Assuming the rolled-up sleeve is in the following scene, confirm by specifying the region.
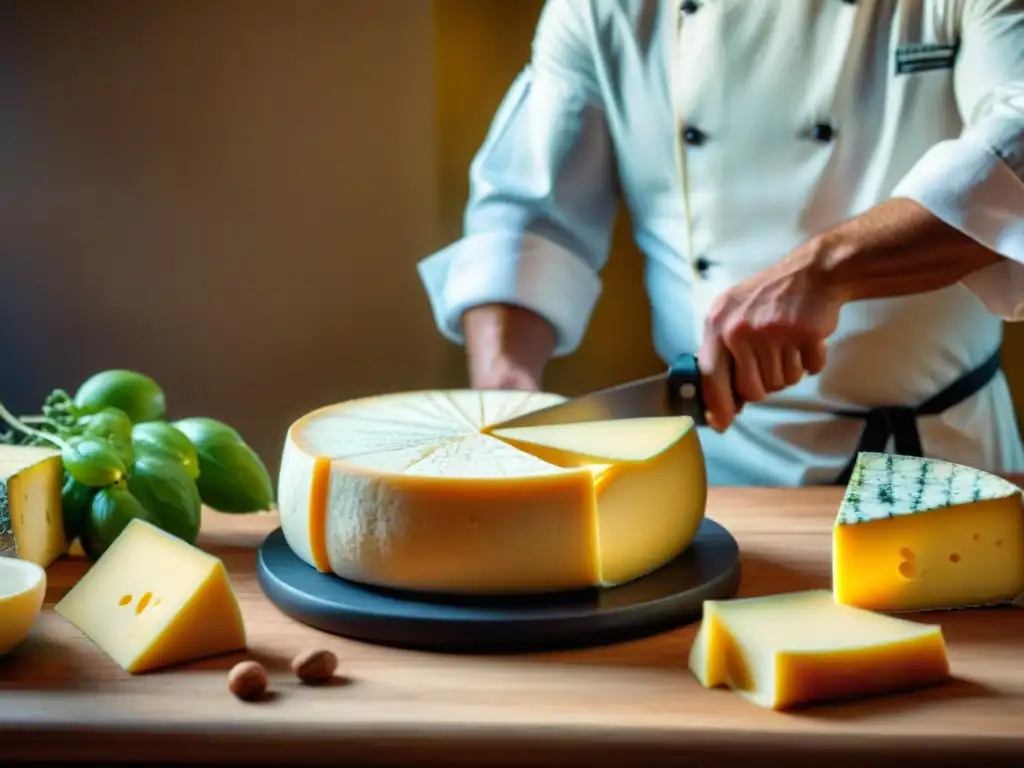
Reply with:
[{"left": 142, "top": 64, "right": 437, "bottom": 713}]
[
  {"left": 890, "top": 0, "right": 1024, "bottom": 318},
  {"left": 417, "top": 0, "right": 620, "bottom": 356}
]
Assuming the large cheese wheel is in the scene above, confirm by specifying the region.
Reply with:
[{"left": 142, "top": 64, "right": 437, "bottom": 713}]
[{"left": 278, "top": 390, "right": 707, "bottom": 595}]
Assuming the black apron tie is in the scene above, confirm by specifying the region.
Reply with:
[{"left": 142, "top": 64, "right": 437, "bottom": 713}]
[{"left": 832, "top": 348, "right": 1002, "bottom": 485}]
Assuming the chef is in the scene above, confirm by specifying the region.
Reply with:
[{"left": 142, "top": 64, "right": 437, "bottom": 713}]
[{"left": 417, "top": 0, "right": 1024, "bottom": 486}]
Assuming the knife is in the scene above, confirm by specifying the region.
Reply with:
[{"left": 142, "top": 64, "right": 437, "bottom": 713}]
[{"left": 487, "top": 353, "right": 736, "bottom": 430}]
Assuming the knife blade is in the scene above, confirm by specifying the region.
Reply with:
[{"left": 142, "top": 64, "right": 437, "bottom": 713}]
[{"left": 487, "top": 352, "right": 724, "bottom": 430}]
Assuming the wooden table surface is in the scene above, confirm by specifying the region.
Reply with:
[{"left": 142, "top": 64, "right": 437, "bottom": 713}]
[{"left": 1, "top": 485, "right": 1023, "bottom": 766}]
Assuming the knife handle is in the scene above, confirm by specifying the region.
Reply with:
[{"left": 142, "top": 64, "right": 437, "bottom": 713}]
[
  {"left": 667, "top": 353, "right": 705, "bottom": 424},
  {"left": 668, "top": 352, "right": 744, "bottom": 426}
]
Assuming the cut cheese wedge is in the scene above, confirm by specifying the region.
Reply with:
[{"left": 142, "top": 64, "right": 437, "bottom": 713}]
[
  {"left": 689, "top": 590, "right": 950, "bottom": 711},
  {"left": 834, "top": 452, "right": 1024, "bottom": 612},
  {"left": 488, "top": 417, "right": 694, "bottom": 465},
  {"left": 55, "top": 518, "right": 246, "bottom": 674},
  {"left": 278, "top": 391, "right": 707, "bottom": 594},
  {"left": 0, "top": 445, "right": 66, "bottom": 568}
]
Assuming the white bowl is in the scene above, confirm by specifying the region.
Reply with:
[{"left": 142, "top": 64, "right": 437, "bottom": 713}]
[{"left": 0, "top": 557, "right": 46, "bottom": 656}]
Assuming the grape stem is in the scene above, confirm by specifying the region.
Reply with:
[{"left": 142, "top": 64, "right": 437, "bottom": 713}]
[
  {"left": 20, "top": 415, "right": 59, "bottom": 427},
  {"left": 0, "top": 401, "right": 69, "bottom": 451}
]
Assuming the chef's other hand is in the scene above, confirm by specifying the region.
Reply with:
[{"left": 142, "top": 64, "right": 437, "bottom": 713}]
[
  {"left": 462, "top": 303, "right": 555, "bottom": 391},
  {"left": 471, "top": 356, "right": 542, "bottom": 391},
  {"left": 697, "top": 255, "right": 843, "bottom": 432}
]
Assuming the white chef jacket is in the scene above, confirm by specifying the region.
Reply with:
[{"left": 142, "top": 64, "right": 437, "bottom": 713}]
[{"left": 418, "top": 0, "right": 1024, "bottom": 486}]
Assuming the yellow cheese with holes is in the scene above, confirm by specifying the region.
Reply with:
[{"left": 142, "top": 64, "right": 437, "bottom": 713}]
[
  {"left": 834, "top": 452, "right": 1024, "bottom": 612},
  {"left": 0, "top": 445, "right": 66, "bottom": 567},
  {"left": 689, "top": 590, "right": 950, "bottom": 710},
  {"left": 55, "top": 518, "right": 246, "bottom": 673},
  {"left": 278, "top": 391, "right": 707, "bottom": 594}
]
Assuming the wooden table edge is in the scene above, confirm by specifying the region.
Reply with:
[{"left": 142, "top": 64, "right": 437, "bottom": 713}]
[
  {"left": 5, "top": 480, "right": 1024, "bottom": 765},
  {"left": 2, "top": 722, "right": 1022, "bottom": 765}
]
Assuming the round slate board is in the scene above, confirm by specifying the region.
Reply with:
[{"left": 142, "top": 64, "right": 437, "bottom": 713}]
[{"left": 256, "top": 518, "right": 741, "bottom": 654}]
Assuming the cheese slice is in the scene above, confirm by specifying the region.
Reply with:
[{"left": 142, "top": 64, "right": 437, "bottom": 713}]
[
  {"left": 833, "top": 452, "right": 1024, "bottom": 612},
  {"left": 278, "top": 391, "right": 707, "bottom": 594},
  {"left": 488, "top": 417, "right": 695, "bottom": 464},
  {"left": 0, "top": 445, "right": 67, "bottom": 567},
  {"left": 689, "top": 590, "right": 950, "bottom": 711},
  {"left": 55, "top": 518, "right": 246, "bottom": 673}
]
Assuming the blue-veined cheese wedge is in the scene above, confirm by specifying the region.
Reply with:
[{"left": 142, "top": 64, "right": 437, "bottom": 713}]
[{"left": 833, "top": 451, "right": 1024, "bottom": 612}]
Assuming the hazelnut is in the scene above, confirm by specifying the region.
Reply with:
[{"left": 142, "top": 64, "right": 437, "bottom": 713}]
[
  {"left": 291, "top": 648, "right": 338, "bottom": 684},
  {"left": 228, "top": 660, "right": 268, "bottom": 701}
]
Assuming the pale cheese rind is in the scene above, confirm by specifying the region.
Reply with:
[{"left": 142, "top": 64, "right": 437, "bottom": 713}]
[
  {"left": 277, "top": 438, "right": 320, "bottom": 571},
  {"left": 834, "top": 451, "right": 1024, "bottom": 612},
  {"left": 278, "top": 391, "right": 708, "bottom": 594},
  {"left": 321, "top": 434, "right": 601, "bottom": 593},
  {"left": 689, "top": 590, "right": 950, "bottom": 710}
]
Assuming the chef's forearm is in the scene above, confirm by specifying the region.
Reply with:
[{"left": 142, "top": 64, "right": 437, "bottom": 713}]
[
  {"left": 462, "top": 304, "right": 556, "bottom": 382},
  {"left": 805, "top": 198, "right": 1005, "bottom": 303}
]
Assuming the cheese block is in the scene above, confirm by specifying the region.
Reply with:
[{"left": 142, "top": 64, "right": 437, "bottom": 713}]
[
  {"left": 278, "top": 390, "right": 707, "bottom": 594},
  {"left": 689, "top": 590, "right": 950, "bottom": 710},
  {"left": 833, "top": 452, "right": 1024, "bottom": 612},
  {"left": 0, "top": 445, "right": 67, "bottom": 567},
  {"left": 55, "top": 518, "right": 246, "bottom": 673}
]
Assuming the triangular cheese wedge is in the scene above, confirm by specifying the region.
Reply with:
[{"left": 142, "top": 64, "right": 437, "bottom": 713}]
[
  {"left": 0, "top": 445, "right": 66, "bottom": 567},
  {"left": 833, "top": 452, "right": 1024, "bottom": 612},
  {"left": 488, "top": 416, "right": 696, "bottom": 466},
  {"left": 55, "top": 519, "right": 246, "bottom": 673}
]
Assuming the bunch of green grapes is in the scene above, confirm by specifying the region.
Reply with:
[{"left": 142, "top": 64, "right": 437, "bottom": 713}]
[{"left": 1, "top": 370, "right": 273, "bottom": 559}]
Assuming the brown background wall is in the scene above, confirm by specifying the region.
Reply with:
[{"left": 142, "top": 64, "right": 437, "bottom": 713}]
[
  {"left": 0, "top": 0, "right": 447, "bottom": 477},
  {"left": 0, "top": 1, "right": 1019, "bottom": 480},
  {"left": 433, "top": 0, "right": 662, "bottom": 394}
]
